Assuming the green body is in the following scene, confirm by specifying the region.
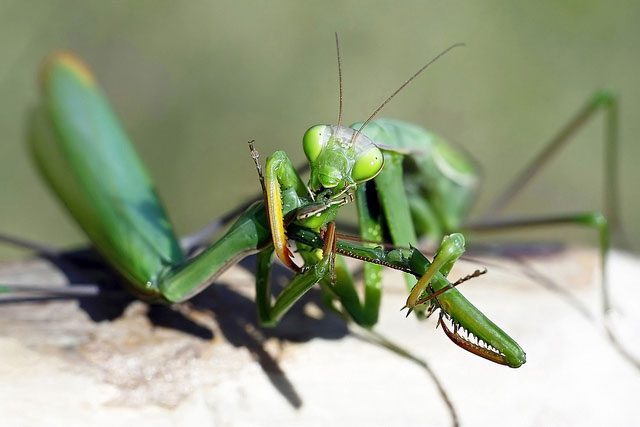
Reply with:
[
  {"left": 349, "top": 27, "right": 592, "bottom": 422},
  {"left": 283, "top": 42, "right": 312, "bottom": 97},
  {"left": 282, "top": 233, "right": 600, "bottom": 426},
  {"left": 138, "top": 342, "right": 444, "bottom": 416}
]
[
  {"left": 30, "top": 54, "right": 272, "bottom": 303},
  {"left": 27, "top": 52, "right": 525, "bottom": 368}
]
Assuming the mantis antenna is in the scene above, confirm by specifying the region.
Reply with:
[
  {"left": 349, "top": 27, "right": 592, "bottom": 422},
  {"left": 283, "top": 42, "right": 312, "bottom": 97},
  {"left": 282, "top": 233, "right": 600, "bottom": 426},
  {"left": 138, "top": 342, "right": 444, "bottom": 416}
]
[
  {"left": 335, "top": 32, "right": 344, "bottom": 129},
  {"left": 351, "top": 42, "right": 466, "bottom": 145}
]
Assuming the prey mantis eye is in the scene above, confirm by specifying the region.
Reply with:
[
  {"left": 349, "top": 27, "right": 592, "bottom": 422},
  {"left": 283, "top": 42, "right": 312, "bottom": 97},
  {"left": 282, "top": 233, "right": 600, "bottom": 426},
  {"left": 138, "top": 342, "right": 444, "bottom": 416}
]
[
  {"left": 303, "top": 124, "right": 330, "bottom": 162},
  {"left": 351, "top": 146, "right": 384, "bottom": 182}
]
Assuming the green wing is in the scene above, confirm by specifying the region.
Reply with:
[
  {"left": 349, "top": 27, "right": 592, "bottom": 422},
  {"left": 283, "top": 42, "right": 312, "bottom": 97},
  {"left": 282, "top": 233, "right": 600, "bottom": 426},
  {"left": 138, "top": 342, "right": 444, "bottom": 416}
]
[{"left": 29, "top": 52, "right": 184, "bottom": 293}]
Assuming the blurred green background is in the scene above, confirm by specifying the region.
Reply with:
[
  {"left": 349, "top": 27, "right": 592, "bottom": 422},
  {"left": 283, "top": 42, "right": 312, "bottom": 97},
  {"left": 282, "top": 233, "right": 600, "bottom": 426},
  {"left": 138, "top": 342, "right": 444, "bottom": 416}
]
[{"left": 0, "top": 1, "right": 638, "bottom": 258}]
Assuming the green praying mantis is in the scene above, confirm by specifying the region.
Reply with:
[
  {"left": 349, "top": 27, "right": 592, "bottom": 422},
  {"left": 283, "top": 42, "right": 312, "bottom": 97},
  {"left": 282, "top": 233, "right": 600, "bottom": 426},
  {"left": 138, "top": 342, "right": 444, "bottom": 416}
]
[
  {"left": 22, "top": 43, "right": 526, "bottom": 368},
  {"left": 1, "top": 35, "right": 627, "bottom": 371}
]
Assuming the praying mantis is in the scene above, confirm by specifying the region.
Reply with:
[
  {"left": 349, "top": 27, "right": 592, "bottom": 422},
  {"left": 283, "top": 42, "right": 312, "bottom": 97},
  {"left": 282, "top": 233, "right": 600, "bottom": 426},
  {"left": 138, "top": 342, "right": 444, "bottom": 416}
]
[
  {"left": 19, "top": 40, "right": 526, "bottom": 368},
  {"left": 1, "top": 35, "right": 627, "bottom": 372}
]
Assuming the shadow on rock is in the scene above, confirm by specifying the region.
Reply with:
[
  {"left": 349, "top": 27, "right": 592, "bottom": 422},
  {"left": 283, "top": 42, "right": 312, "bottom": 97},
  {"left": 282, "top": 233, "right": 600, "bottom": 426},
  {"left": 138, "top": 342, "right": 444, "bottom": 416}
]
[{"left": 27, "top": 247, "right": 351, "bottom": 409}]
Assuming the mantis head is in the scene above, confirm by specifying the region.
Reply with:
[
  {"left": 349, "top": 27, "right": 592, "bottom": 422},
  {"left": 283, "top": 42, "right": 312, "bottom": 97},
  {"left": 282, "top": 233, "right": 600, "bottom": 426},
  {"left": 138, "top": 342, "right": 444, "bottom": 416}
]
[
  {"left": 303, "top": 124, "right": 384, "bottom": 195},
  {"left": 299, "top": 35, "right": 463, "bottom": 207}
]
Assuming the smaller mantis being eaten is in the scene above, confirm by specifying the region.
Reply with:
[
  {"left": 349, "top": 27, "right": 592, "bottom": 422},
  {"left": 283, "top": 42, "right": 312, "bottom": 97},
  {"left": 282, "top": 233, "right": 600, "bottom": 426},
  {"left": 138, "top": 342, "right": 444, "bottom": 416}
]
[{"left": 0, "top": 37, "right": 529, "bottom": 368}]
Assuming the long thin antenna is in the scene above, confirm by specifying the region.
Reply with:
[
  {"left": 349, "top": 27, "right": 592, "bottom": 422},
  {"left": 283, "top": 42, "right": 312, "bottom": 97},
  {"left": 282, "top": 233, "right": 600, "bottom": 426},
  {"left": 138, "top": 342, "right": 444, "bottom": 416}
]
[
  {"left": 352, "top": 43, "right": 465, "bottom": 144},
  {"left": 335, "top": 32, "right": 344, "bottom": 129}
]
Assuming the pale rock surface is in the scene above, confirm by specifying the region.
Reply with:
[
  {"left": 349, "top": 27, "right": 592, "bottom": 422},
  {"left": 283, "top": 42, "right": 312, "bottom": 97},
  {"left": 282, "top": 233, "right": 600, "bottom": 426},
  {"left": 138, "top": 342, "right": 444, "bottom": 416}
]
[{"left": 0, "top": 246, "right": 639, "bottom": 426}]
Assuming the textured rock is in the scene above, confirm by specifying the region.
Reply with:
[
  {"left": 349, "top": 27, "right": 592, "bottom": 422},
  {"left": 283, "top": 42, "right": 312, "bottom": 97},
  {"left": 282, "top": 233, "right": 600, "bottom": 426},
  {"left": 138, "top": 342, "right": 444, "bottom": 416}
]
[{"left": 0, "top": 246, "right": 639, "bottom": 426}]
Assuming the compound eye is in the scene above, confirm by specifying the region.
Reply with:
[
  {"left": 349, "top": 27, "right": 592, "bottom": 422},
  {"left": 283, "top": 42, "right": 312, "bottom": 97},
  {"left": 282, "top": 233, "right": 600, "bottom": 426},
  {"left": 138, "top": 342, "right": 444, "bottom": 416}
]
[
  {"left": 352, "top": 146, "right": 384, "bottom": 182},
  {"left": 302, "top": 125, "right": 330, "bottom": 162}
]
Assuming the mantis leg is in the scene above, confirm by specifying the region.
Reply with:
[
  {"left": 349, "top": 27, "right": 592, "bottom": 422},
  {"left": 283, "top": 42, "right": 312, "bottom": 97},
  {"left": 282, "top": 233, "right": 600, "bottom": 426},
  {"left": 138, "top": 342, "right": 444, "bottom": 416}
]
[
  {"left": 318, "top": 176, "right": 415, "bottom": 328},
  {"left": 465, "top": 92, "right": 638, "bottom": 368},
  {"left": 371, "top": 150, "right": 418, "bottom": 290},
  {"left": 483, "top": 91, "right": 620, "bottom": 230},
  {"left": 289, "top": 225, "right": 526, "bottom": 367},
  {"left": 371, "top": 150, "right": 471, "bottom": 314},
  {"left": 255, "top": 225, "right": 334, "bottom": 327},
  {"left": 137, "top": 141, "right": 322, "bottom": 304},
  {"left": 0, "top": 283, "right": 115, "bottom": 303},
  {"left": 317, "top": 184, "right": 384, "bottom": 327},
  {"left": 405, "top": 233, "right": 465, "bottom": 310},
  {"left": 466, "top": 212, "right": 610, "bottom": 312},
  {"left": 318, "top": 254, "right": 382, "bottom": 327},
  {"left": 465, "top": 212, "right": 640, "bottom": 370},
  {"left": 327, "top": 161, "right": 467, "bottom": 326},
  {"left": 370, "top": 150, "right": 468, "bottom": 299},
  {"left": 263, "top": 151, "right": 309, "bottom": 272},
  {"left": 180, "top": 164, "right": 311, "bottom": 251},
  {"left": 0, "top": 232, "right": 128, "bottom": 301},
  {"left": 0, "top": 232, "right": 64, "bottom": 257},
  {"left": 471, "top": 91, "right": 621, "bottom": 314},
  {"left": 324, "top": 150, "right": 467, "bottom": 325}
]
